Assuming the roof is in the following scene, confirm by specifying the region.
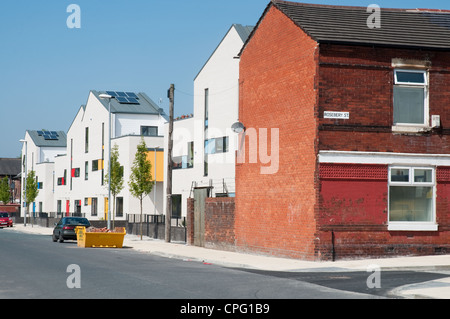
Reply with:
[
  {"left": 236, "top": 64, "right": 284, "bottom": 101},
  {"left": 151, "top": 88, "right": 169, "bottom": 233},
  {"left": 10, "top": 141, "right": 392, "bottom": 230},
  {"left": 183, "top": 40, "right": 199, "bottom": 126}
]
[
  {"left": 194, "top": 24, "right": 254, "bottom": 81},
  {"left": 0, "top": 158, "right": 21, "bottom": 176},
  {"left": 244, "top": 0, "right": 450, "bottom": 52},
  {"left": 234, "top": 24, "right": 254, "bottom": 43},
  {"left": 27, "top": 130, "right": 67, "bottom": 148},
  {"left": 91, "top": 90, "right": 166, "bottom": 116}
]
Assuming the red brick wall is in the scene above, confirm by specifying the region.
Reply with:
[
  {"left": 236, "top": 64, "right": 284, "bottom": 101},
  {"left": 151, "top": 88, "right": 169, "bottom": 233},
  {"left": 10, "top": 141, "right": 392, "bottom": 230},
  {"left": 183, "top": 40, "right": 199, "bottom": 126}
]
[
  {"left": 318, "top": 44, "right": 450, "bottom": 154},
  {"left": 0, "top": 204, "right": 20, "bottom": 214},
  {"left": 236, "top": 5, "right": 320, "bottom": 260},
  {"left": 317, "top": 164, "right": 450, "bottom": 260},
  {"left": 204, "top": 198, "right": 235, "bottom": 251}
]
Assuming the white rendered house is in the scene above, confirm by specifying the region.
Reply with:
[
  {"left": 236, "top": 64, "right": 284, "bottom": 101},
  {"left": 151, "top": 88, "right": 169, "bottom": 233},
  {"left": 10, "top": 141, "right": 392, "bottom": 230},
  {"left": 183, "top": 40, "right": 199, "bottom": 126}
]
[
  {"left": 22, "top": 90, "right": 166, "bottom": 221},
  {"left": 164, "top": 24, "right": 253, "bottom": 218},
  {"left": 20, "top": 130, "right": 67, "bottom": 216}
]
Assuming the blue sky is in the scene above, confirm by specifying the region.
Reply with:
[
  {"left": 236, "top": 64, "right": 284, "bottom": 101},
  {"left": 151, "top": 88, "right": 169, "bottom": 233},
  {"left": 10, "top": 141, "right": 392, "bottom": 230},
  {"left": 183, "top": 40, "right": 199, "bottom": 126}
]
[{"left": 0, "top": 0, "right": 449, "bottom": 158}]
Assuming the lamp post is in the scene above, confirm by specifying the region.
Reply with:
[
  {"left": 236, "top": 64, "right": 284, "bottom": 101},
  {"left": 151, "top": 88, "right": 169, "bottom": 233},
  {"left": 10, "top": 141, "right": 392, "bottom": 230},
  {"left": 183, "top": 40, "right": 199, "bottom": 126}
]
[
  {"left": 19, "top": 139, "right": 27, "bottom": 227},
  {"left": 99, "top": 94, "right": 113, "bottom": 230}
]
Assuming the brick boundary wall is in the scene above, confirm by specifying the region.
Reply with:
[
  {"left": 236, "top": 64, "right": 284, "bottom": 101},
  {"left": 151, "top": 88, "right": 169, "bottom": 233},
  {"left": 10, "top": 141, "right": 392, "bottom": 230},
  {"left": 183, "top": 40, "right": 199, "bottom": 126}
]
[
  {"left": 186, "top": 197, "right": 236, "bottom": 251},
  {"left": 204, "top": 198, "right": 235, "bottom": 251}
]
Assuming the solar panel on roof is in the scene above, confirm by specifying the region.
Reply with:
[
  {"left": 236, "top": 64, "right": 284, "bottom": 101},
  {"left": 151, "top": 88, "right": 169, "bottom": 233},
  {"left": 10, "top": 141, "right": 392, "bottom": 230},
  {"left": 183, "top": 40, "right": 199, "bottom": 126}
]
[
  {"left": 37, "top": 131, "right": 44, "bottom": 136},
  {"left": 127, "top": 98, "right": 139, "bottom": 104},
  {"left": 106, "top": 91, "right": 118, "bottom": 97},
  {"left": 105, "top": 91, "right": 141, "bottom": 105},
  {"left": 116, "top": 96, "right": 128, "bottom": 103},
  {"left": 126, "top": 92, "right": 139, "bottom": 99}
]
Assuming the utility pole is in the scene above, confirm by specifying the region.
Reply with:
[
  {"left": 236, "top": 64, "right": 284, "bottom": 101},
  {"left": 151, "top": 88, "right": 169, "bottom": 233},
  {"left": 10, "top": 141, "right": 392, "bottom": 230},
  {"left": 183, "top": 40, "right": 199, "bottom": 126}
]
[{"left": 165, "top": 84, "right": 174, "bottom": 243}]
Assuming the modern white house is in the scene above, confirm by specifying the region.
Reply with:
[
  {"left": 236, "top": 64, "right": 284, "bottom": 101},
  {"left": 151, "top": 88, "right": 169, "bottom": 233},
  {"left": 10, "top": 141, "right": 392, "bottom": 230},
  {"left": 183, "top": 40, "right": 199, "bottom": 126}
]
[
  {"left": 21, "top": 90, "right": 167, "bottom": 221},
  {"left": 20, "top": 130, "right": 67, "bottom": 215},
  {"left": 164, "top": 24, "right": 253, "bottom": 218}
]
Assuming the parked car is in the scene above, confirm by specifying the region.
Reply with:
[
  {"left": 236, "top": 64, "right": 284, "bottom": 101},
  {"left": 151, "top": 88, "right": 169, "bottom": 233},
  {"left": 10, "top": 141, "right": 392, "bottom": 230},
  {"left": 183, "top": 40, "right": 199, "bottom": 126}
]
[
  {"left": 52, "top": 217, "right": 91, "bottom": 242},
  {"left": 0, "top": 212, "right": 13, "bottom": 228}
]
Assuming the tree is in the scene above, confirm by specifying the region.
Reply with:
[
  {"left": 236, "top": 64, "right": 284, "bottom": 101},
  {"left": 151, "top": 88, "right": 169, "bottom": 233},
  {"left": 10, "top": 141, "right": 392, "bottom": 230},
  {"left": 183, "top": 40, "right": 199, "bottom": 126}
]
[
  {"left": 0, "top": 177, "right": 11, "bottom": 204},
  {"left": 128, "top": 138, "right": 154, "bottom": 240},
  {"left": 25, "top": 170, "right": 39, "bottom": 224},
  {"left": 105, "top": 144, "right": 124, "bottom": 229}
]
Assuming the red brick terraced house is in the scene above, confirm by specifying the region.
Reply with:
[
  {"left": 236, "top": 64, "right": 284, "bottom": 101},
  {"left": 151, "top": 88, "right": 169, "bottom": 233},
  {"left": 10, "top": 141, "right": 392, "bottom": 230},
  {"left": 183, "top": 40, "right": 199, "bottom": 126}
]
[{"left": 236, "top": 0, "right": 450, "bottom": 261}]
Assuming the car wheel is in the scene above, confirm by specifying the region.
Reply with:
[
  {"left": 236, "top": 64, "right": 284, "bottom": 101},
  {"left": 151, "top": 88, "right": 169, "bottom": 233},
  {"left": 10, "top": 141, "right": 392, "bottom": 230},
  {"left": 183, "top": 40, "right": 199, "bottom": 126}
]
[
  {"left": 58, "top": 232, "right": 64, "bottom": 243},
  {"left": 52, "top": 233, "right": 57, "bottom": 242}
]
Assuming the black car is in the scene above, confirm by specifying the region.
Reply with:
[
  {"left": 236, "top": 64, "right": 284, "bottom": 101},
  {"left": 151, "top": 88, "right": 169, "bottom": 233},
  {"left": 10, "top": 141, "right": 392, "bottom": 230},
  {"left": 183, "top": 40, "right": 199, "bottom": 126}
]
[{"left": 52, "top": 217, "right": 91, "bottom": 243}]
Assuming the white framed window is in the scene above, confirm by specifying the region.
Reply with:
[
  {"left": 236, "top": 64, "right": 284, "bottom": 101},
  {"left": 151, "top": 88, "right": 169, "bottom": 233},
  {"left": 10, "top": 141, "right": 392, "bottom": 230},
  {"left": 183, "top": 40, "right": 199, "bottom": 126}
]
[
  {"left": 388, "top": 166, "right": 438, "bottom": 231},
  {"left": 393, "top": 69, "right": 429, "bottom": 128}
]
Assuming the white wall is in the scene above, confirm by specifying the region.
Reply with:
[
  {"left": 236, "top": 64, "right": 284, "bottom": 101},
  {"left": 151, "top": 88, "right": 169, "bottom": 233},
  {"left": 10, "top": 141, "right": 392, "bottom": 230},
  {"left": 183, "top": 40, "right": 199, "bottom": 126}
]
[
  {"left": 52, "top": 91, "right": 166, "bottom": 220},
  {"left": 20, "top": 131, "right": 65, "bottom": 217},
  {"left": 115, "top": 113, "right": 165, "bottom": 137},
  {"left": 163, "top": 25, "right": 244, "bottom": 218}
]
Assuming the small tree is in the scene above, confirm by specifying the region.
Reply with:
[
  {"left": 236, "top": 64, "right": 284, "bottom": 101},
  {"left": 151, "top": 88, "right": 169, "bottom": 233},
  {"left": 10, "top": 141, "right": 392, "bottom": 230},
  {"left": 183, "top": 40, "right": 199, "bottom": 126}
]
[
  {"left": 128, "top": 138, "right": 154, "bottom": 240},
  {"left": 105, "top": 144, "right": 124, "bottom": 229},
  {"left": 25, "top": 170, "right": 39, "bottom": 224},
  {"left": 0, "top": 177, "right": 11, "bottom": 204}
]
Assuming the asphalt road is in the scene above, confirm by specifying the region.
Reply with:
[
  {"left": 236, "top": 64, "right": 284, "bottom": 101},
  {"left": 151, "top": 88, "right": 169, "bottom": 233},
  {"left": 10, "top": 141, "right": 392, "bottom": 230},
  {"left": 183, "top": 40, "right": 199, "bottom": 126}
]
[{"left": 1, "top": 229, "right": 448, "bottom": 302}]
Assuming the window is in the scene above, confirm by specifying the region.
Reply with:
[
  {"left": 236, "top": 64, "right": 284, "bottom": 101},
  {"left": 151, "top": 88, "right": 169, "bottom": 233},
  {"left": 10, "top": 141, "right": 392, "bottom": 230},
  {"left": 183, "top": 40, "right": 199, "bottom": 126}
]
[
  {"left": 116, "top": 197, "right": 123, "bottom": 217},
  {"left": 85, "top": 127, "right": 89, "bottom": 153},
  {"left": 141, "top": 126, "right": 158, "bottom": 137},
  {"left": 204, "top": 88, "right": 209, "bottom": 129},
  {"left": 85, "top": 161, "right": 89, "bottom": 180},
  {"left": 74, "top": 200, "right": 82, "bottom": 216},
  {"left": 172, "top": 142, "right": 194, "bottom": 170},
  {"left": 172, "top": 194, "right": 182, "bottom": 219},
  {"left": 388, "top": 166, "right": 437, "bottom": 231},
  {"left": 188, "top": 141, "right": 194, "bottom": 168},
  {"left": 205, "top": 137, "right": 229, "bottom": 155},
  {"left": 393, "top": 70, "right": 428, "bottom": 126},
  {"left": 72, "top": 168, "right": 80, "bottom": 178},
  {"left": 92, "top": 159, "right": 99, "bottom": 172}
]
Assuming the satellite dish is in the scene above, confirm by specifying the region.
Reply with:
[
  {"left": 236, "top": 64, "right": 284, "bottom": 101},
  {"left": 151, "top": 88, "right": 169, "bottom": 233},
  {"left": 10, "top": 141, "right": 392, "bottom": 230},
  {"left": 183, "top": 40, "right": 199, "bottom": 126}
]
[{"left": 231, "top": 122, "right": 245, "bottom": 133}]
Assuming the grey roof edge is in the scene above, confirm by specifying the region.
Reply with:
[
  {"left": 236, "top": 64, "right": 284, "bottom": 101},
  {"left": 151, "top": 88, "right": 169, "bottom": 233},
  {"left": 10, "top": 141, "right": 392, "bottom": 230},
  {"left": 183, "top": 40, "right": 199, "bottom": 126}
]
[
  {"left": 194, "top": 24, "right": 254, "bottom": 81},
  {"left": 272, "top": 0, "right": 450, "bottom": 14},
  {"left": 67, "top": 105, "right": 86, "bottom": 136},
  {"left": 91, "top": 90, "right": 164, "bottom": 115},
  {"left": 138, "top": 92, "right": 162, "bottom": 114},
  {"left": 26, "top": 130, "right": 67, "bottom": 148},
  {"left": 239, "top": 0, "right": 450, "bottom": 56}
]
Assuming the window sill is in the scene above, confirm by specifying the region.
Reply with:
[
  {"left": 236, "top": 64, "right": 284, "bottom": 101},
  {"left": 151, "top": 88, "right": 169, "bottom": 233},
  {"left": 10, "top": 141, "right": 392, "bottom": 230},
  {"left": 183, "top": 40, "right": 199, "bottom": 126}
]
[
  {"left": 388, "top": 222, "right": 438, "bottom": 232},
  {"left": 392, "top": 125, "right": 431, "bottom": 134}
]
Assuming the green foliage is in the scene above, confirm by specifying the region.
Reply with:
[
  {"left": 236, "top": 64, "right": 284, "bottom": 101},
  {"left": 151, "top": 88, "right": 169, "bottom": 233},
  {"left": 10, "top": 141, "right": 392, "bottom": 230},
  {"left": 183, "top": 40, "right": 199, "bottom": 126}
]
[
  {"left": 0, "top": 177, "right": 11, "bottom": 204},
  {"left": 105, "top": 144, "right": 124, "bottom": 197},
  {"left": 129, "top": 138, "right": 154, "bottom": 201},
  {"left": 25, "top": 170, "right": 39, "bottom": 209}
]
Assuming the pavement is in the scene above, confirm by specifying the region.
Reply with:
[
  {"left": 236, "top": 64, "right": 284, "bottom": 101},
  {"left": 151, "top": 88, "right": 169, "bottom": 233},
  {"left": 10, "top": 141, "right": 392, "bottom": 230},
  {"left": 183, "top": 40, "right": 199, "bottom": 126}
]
[{"left": 5, "top": 223, "right": 450, "bottom": 299}]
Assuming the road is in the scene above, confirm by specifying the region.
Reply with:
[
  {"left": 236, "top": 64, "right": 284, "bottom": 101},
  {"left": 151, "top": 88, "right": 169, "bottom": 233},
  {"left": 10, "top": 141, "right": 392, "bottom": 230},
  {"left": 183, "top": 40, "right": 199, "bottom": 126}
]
[{"left": 1, "top": 229, "right": 448, "bottom": 303}]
